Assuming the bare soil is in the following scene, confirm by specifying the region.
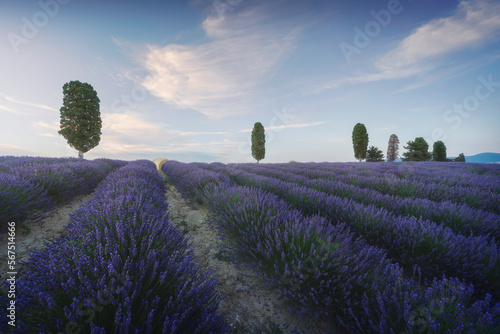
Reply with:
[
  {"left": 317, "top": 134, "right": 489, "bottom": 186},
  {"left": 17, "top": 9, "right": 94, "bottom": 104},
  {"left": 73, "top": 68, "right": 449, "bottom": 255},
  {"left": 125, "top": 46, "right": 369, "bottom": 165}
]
[{"left": 0, "top": 194, "right": 90, "bottom": 282}]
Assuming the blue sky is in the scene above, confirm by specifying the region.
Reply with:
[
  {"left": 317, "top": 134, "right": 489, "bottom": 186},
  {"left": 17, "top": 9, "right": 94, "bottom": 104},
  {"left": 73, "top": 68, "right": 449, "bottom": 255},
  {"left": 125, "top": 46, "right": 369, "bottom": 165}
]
[{"left": 1, "top": 0, "right": 499, "bottom": 162}]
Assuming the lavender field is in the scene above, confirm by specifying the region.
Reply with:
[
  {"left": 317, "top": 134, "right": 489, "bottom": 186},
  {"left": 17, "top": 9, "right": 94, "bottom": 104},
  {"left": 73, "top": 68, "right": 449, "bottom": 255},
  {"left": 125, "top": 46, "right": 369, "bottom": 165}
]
[{"left": 1, "top": 157, "right": 500, "bottom": 333}]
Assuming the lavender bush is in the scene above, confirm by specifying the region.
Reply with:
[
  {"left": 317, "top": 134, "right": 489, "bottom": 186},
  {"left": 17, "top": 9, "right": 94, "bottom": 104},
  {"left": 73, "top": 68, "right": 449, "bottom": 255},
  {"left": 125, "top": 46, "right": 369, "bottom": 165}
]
[
  {"left": 0, "top": 157, "right": 127, "bottom": 233},
  {"left": 230, "top": 163, "right": 500, "bottom": 241},
  {"left": 162, "top": 160, "right": 231, "bottom": 204},
  {"left": 0, "top": 156, "right": 83, "bottom": 172},
  {"left": 163, "top": 160, "right": 500, "bottom": 333},
  {"left": 207, "top": 165, "right": 500, "bottom": 302},
  {"left": 268, "top": 161, "right": 500, "bottom": 193},
  {"left": 264, "top": 162, "right": 500, "bottom": 214},
  {"left": 0, "top": 173, "right": 53, "bottom": 232},
  {"left": 0, "top": 160, "right": 229, "bottom": 333}
]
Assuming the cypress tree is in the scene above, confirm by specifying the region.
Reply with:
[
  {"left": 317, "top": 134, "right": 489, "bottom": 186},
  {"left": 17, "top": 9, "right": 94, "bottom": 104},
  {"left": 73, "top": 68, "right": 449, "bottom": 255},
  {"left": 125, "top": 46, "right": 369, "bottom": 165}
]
[
  {"left": 352, "top": 123, "right": 369, "bottom": 162},
  {"left": 432, "top": 141, "right": 447, "bottom": 161},
  {"left": 386, "top": 134, "right": 400, "bottom": 162},
  {"left": 251, "top": 122, "right": 265, "bottom": 163},
  {"left": 58, "top": 81, "right": 101, "bottom": 159}
]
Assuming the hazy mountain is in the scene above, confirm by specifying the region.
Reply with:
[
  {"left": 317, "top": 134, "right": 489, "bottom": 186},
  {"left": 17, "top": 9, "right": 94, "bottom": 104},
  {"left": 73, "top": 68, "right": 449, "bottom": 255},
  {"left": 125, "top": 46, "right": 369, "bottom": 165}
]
[
  {"left": 390, "top": 153, "right": 500, "bottom": 163},
  {"left": 452, "top": 152, "right": 500, "bottom": 164}
]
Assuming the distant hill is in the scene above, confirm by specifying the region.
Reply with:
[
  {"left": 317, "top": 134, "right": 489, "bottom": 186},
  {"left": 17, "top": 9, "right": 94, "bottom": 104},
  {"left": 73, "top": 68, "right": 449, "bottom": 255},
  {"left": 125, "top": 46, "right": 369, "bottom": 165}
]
[
  {"left": 391, "top": 153, "right": 500, "bottom": 163},
  {"left": 453, "top": 152, "right": 500, "bottom": 164}
]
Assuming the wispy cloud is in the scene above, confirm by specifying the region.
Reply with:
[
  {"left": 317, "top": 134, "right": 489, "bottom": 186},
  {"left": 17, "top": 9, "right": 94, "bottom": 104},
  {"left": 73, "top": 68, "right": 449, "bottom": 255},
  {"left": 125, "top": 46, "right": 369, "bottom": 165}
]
[
  {"left": 307, "top": 69, "right": 423, "bottom": 93},
  {"left": 33, "top": 121, "right": 59, "bottom": 131},
  {"left": 397, "top": 52, "right": 500, "bottom": 92},
  {"left": 33, "top": 121, "right": 60, "bottom": 137},
  {"left": 0, "top": 143, "right": 34, "bottom": 155},
  {"left": 136, "top": 1, "right": 303, "bottom": 119},
  {"left": 179, "top": 131, "right": 230, "bottom": 136},
  {"left": 160, "top": 140, "right": 243, "bottom": 154},
  {"left": 96, "top": 113, "right": 241, "bottom": 158},
  {"left": 103, "top": 113, "right": 164, "bottom": 137},
  {"left": 96, "top": 132, "right": 243, "bottom": 158},
  {"left": 0, "top": 104, "right": 21, "bottom": 114},
  {"left": 96, "top": 139, "right": 165, "bottom": 154},
  {"left": 376, "top": 0, "right": 500, "bottom": 72},
  {"left": 239, "top": 120, "right": 330, "bottom": 132},
  {"left": 37, "top": 133, "right": 58, "bottom": 138},
  {"left": 0, "top": 94, "right": 58, "bottom": 112},
  {"left": 94, "top": 114, "right": 169, "bottom": 155},
  {"left": 103, "top": 113, "right": 231, "bottom": 137},
  {"left": 312, "top": 0, "right": 500, "bottom": 93}
]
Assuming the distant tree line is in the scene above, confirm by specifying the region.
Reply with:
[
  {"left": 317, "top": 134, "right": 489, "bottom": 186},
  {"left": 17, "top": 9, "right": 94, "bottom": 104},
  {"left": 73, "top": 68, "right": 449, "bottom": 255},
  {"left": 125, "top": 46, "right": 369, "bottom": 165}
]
[
  {"left": 351, "top": 123, "right": 466, "bottom": 163},
  {"left": 56, "top": 80, "right": 469, "bottom": 165},
  {"left": 247, "top": 122, "right": 466, "bottom": 163}
]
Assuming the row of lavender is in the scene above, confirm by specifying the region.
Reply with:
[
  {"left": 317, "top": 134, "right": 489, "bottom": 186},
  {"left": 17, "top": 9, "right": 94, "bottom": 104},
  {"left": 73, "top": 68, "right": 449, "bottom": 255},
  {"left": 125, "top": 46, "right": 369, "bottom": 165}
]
[
  {"left": 1, "top": 160, "right": 229, "bottom": 333},
  {"left": 280, "top": 161, "right": 500, "bottom": 193},
  {"left": 0, "top": 156, "right": 90, "bottom": 171},
  {"left": 162, "top": 160, "right": 500, "bottom": 333},
  {"left": 0, "top": 156, "right": 127, "bottom": 232},
  {"left": 194, "top": 162, "right": 500, "bottom": 303},
  {"left": 224, "top": 163, "right": 500, "bottom": 241},
  {"left": 273, "top": 162, "right": 500, "bottom": 213}
]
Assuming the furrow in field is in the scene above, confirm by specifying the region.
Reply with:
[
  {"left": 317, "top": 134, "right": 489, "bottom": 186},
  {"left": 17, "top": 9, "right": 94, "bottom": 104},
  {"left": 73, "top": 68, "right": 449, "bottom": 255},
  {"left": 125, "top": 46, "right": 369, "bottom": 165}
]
[{"left": 161, "top": 170, "right": 342, "bottom": 334}]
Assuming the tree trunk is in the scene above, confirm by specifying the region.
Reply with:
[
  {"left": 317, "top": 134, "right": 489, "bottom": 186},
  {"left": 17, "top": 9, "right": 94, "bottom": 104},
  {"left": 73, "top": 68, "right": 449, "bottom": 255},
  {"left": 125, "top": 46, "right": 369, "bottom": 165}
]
[
  {"left": 359, "top": 158, "right": 362, "bottom": 162},
  {"left": 78, "top": 150, "right": 84, "bottom": 159}
]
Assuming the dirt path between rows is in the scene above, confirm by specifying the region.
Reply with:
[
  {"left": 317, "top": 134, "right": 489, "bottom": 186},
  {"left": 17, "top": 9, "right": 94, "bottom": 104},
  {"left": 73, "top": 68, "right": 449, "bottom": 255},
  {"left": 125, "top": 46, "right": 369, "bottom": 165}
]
[
  {"left": 161, "top": 171, "right": 342, "bottom": 334},
  {"left": 0, "top": 194, "right": 91, "bottom": 282}
]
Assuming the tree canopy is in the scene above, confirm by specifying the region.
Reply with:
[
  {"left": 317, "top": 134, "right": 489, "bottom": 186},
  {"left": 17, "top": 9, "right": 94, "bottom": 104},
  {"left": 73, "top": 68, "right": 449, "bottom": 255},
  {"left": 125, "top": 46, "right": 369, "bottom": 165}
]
[
  {"left": 251, "top": 122, "right": 265, "bottom": 163},
  {"left": 58, "top": 81, "right": 101, "bottom": 158},
  {"left": 386, "top": 134, "right": 400, "bottom": 162},
  {"left": 455, "top": 153, "right": 466, "bottom": 162},
  {"left": 352, "top": 123, "right": 369, "bottom": 162},
  {"left": 432, "top": 141, "right": 447, "bottom": 161},
  {"left": 366, "top": 146, "right": 384, "bottom": 162},
  {"left": 402, "top": 137, "right": 432, "bottom": 161}
]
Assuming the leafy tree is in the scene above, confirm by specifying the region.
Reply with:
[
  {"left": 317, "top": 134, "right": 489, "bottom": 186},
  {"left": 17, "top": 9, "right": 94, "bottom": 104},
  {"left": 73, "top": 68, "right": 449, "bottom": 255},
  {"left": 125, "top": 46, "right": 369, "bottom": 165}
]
[
  {"left": 386, "top": 134, "right": 400, "bottom": 162},
  {"left": 432, "top": 141, "right": 447, "bottom": 161},
  {"left": 251, "top": 122, "right": 265, "bottom": 163},
  {"left": 366, "top": 146, "right": 384, "bottom": 162},
  {"left": 58, "top": 81, "right": 101, "bottom": 159},
  {"left": 454, "top": 153, "right": 466, "bottom": 162},
  {"left": 352, "top": 123, "right": 369, "bottom": 162},
  {"left": 402, "top": 137, "right": 432, "bottom": 161}
]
